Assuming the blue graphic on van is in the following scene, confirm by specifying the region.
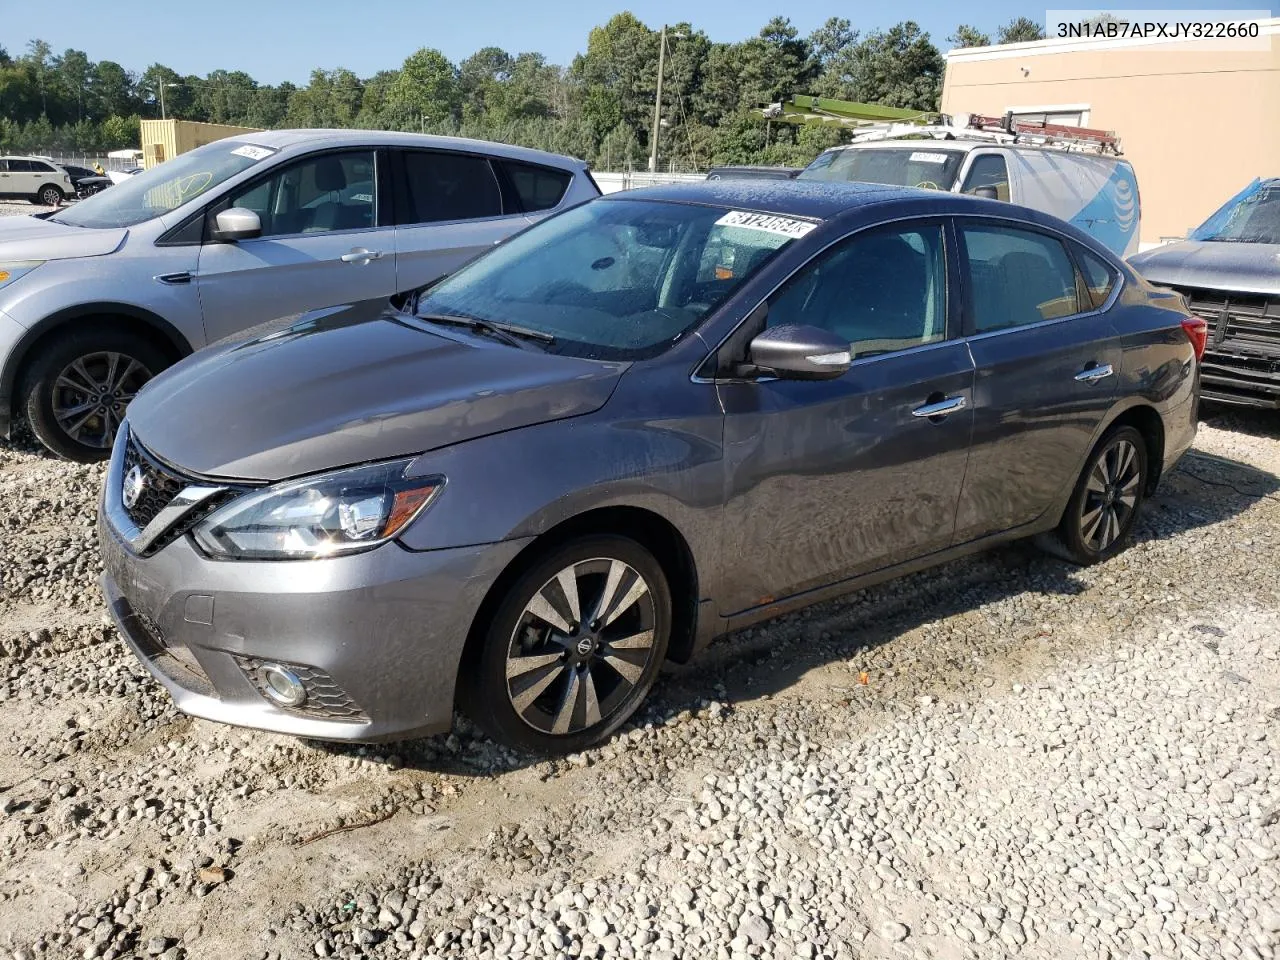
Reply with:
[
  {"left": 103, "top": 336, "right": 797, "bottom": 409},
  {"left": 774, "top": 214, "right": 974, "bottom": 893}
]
[{"left": 1069, "top": 164, "right": 1140, "bottom": 257}]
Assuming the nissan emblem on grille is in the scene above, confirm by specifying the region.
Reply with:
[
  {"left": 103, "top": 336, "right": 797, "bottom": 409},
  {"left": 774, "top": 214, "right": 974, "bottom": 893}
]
[{"left": 122, "top": 465, "right": 147, "bottom": 510}]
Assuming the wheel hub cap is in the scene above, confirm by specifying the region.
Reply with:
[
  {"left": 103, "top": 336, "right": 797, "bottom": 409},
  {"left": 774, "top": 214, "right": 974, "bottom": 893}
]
[
  {"left": 505, "top": 557, "right": 657, "bottom": 737},
  {"left": 1079, "top": 438, "right": 1141, "bottom": 552},
  {"left": 50, "top": 351, "right": 153, "bottom": 450}
]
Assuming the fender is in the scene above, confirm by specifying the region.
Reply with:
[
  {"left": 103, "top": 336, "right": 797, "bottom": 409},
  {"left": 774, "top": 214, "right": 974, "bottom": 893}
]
[{"left": 0, "top": 302, "right": 193, "bottom": 437}]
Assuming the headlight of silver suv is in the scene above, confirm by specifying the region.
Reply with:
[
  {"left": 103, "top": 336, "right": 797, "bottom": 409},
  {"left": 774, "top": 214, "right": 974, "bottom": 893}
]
[
  {"left": 192, "top": 459, "right": 443, "bottom": 560},
  {"left": 0, "top": 261, "right": 44, "bottom": 291}
]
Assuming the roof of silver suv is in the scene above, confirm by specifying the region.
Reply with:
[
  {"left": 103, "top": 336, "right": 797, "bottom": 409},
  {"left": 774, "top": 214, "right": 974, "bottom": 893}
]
[{"left": 228, "top": 129, "right": 589, "bottom": 169}]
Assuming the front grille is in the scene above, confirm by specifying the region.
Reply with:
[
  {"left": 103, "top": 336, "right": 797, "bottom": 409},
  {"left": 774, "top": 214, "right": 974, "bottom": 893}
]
[
  {"left": 123, "top": 435, "right": 188, "bottom": 530},
  {"left": 236, "top": 657, "right": 369, "bottom": 723},
  {"left": 1177, "top": 287, "right": 1280, "bottom": 355},
  {"left": 122, "top": 433, "right": 236, "bottom": 555}
]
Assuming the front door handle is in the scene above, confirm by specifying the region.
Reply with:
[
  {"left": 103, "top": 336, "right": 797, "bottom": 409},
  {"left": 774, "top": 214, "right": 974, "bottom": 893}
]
[
  {"left": 340, "top": 248, "right": 383, "bottom": 264},
  {"left": 911, "top": 396, "right": 967, "bottom": 419},
  {"left": 1074, "top": 363, "right": 1114, "bottom": 383}
]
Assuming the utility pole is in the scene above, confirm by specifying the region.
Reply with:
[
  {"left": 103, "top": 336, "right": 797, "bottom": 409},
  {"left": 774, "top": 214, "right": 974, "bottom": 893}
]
[
  {"left": 159, "top": 81, "right": 167, "bottom": 120},
  {"left": 648, "top": 25, "right": 667, "bottom": 173}
]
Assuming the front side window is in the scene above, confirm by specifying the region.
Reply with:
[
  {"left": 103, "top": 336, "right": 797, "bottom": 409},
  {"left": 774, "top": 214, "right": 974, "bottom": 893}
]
[
  {"left": 799, "top": 147, "right": 964, "bottom": 191},
  {"left": 227, "top": 151, "right": 376, "bottom": 238},
  {"left": 415, "top": 199, "right": 803, "bottom": 360},
  {"left": 400, "top": 151, "right": 503, "bottom": 223},
  {"left": 767, "top": 223, "right": 948, "bottom": 358},
  {"left": 962, "top": 224, "right": 1080, "bottom": 333},
  {"left": 51, "top": 140, "right": 280, "bottom": 228},
  {"left": 960, "top": 154, "right": 1010, "bottom": 201},
  {"left": 502, "top": 160, "right": 571, "bottom": 212}
]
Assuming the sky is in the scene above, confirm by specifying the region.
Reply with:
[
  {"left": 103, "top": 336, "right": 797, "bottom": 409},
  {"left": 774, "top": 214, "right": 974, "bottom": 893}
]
[{"left": 3, "top": 0, "right": 1257, "bottom": 85}]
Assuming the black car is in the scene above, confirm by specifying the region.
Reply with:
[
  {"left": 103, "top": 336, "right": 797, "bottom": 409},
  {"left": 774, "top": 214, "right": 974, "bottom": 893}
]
[
  {"left": 62, "top": 164, "right": 113, "bottom": 198},
  {"left": 706, "top": 165, "right": 802, "bottom": 181}
]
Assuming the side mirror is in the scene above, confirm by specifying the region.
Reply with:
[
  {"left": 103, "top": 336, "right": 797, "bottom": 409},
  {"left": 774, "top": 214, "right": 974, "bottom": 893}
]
[
  {"left": 747, "top": 324, "right": 851, "bottom": 380},
  {"left": 212, "top": 207, "right": 262, "bottom": 242},
  {"left": 973, "top": 185, "right": 999, "bottom": 200}
]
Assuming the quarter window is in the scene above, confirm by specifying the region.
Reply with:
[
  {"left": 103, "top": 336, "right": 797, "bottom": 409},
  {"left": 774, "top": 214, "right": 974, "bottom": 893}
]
[
  {"left": 1074, "top": 245, "right": 1119, "bottom": 309},
  {"left": 768, "top": 224, "right": 948, "bottom": 358},
  {"left": 961, "top": 225, "right": 1080, "bottom": 332},
  {"left": 225, "top": 151, "right": 376, "bottom": 238},
  {"left": 960, "top": 154, "right": 1010, "bottom": 201},
  {"left": 501, "top": 161, "right": 571, "bottom": 212},
  {"left": 400, "top": 151, "right": 503, "bottom": 223}
]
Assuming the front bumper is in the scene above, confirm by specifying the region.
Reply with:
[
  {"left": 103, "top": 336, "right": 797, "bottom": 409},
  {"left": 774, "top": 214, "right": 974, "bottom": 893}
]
[
  {"left": 1200, "top": 348, "right": 1280, "bottom": 408},
  {"left": 98, "top": 497, "right": 529, "bottom": 743}
]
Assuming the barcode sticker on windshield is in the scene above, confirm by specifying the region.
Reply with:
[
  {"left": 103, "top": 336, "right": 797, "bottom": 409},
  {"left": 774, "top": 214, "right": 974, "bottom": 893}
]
[
  {"left": 909, "top": 151, "right": 950, "bottom": 164},
  {"left": 230, "top": 144, "right": 275, "bottom": 161},
  {"left": 715, "top": 210, "right": 816, "bottom": 238}
]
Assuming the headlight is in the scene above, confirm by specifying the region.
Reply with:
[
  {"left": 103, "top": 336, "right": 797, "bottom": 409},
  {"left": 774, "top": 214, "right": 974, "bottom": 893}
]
[
  {"left": 192, "top": 459, "right": 443, "bottom": 560},
  {"left": 0, "top": 261, "right": 44, "bottom": 290}
]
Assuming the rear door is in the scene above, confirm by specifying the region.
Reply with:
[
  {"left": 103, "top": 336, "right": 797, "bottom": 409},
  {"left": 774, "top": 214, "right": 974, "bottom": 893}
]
[
  {"left": 953, "top": 219, "right": 1123, "bottom": 542},
  {"left": 196, "top": 148, "right": 397, "bottom": 342},
  {"left": 718, "top": 219, "right": 976, "bottom": 615},
  {"left": 391, "top": 149, "right": 528, "bottom": 293}
]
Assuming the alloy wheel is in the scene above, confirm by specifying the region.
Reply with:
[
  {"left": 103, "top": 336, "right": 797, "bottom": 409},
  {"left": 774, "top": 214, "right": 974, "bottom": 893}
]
[
  {"left": 1078, "top": 437, "right": 1141, "bottom": 552},
  {"left": 505, "top": 557, "right": 657, "bottom": 736},
  {"left": 51, "top": 351, "right": 152, "bottom": 450},
  {"left": 40, "top": 186, "right": 61, "bottom": 206}
]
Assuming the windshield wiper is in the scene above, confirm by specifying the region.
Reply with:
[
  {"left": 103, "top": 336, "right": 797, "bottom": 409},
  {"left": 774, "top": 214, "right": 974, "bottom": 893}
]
[{"left": 418, "top": 313, "right": 555, "bottom": 349}]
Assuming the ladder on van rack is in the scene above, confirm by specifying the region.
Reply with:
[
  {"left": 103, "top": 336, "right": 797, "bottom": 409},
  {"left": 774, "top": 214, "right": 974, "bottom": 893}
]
[{"left": 965, "top": 113, "right": 1123, "bottom": 155}]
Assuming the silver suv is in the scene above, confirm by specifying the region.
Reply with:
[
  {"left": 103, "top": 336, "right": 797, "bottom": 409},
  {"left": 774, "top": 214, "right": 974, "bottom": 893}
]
[{"left": 0, "top": 130, "right": 599, "bottom": 460}]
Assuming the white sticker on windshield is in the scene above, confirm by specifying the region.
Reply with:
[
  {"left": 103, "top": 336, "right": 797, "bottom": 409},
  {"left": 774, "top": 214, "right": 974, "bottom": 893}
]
[
  {"left": 909, "top": 151, "right": 950, "bottom": 164},
  {"left": 715, "top": 210, "right": 816, "bottom": 238},
  {"left": 230, "top": 144, "right": 276, "bottom": 161}
]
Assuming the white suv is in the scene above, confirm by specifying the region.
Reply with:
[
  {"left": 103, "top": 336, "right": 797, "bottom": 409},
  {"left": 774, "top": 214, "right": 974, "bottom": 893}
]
[
  {"left": 0, "top": 156, "right": 76, "bottom": 207},
  {"left": 0, "top": 131, "right": 599, "bottom": 460}
]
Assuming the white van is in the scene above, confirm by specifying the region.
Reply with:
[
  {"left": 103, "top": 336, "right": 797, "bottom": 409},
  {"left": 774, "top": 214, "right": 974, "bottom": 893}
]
[{"left": 800, "top": 140, "right": 1141, "bottom": 258}]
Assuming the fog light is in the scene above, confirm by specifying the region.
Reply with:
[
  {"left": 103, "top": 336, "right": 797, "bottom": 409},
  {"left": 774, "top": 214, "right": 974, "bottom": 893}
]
[{"left": 259, "top": 664, "right": 306, "bottom": 707}]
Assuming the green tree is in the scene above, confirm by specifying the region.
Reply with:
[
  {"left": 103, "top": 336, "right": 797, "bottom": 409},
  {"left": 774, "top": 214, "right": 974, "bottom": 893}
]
[
  {"left": 55, "top": 49, "right": 91, "bottom": 121},
  {"left": 845, "top": 22, "right": 944, "bottom": 111},
  {"left": 948, "top": 25, "right": 991, "bottom": 48},
  {"left": 386, "top": 48, "right": 458, "bottom": 129},
  {"left": 997, "top": 17, "right": 1046, "bottom": 43},
  {"left": 92, "top": 60, "right": 136, "bottom": 119},
  {"left": 24, "top": 39, "right": 52, "bottom": 116}
]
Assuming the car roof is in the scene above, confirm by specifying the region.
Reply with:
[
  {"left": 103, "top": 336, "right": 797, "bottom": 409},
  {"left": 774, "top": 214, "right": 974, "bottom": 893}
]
[
  {"left": 828, "top": 139, "right": 1128, "bottom": 162},
  {"left": 222, "top": 129, "right": 588, "bottom": 170},
  {"left": 608, "top": 179, "right": 919, "bottom": 220}
]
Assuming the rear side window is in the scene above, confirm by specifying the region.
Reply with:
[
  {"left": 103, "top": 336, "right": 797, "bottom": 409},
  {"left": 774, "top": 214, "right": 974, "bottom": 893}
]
[
  {"left": 960, "top": 154, "right": 1010, "bottom": 202},
  {"left": 502, "top": 161, "right": 571, "bottom": 212},
  {"left": 399, "top": 151, "right": 503, "bottom": 223},
  {"left": 961, "top": 225, "right": 1080, "bottom": 332},
  {"left": 33, "top": 161, "right": 55, "bottom": 173},
  {"left": 1074, "top": 245, "right": 1119, "bottom": 309},
  {"left": 9, "top": 159, "right": 35, "bottom": 172}
]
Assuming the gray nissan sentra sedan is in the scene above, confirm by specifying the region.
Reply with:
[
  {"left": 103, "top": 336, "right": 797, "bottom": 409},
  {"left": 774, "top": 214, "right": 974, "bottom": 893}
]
[{"left": 98, "top": 181, "right": 1203, "bottom": 754}]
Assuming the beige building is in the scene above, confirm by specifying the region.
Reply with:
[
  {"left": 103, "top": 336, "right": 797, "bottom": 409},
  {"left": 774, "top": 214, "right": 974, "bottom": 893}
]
[
  {"left": 138, "top": 119, "right": 263, "bottom": 169},
  {"left": 941, "top": 20, "right": 1280, "bottom": 248}
]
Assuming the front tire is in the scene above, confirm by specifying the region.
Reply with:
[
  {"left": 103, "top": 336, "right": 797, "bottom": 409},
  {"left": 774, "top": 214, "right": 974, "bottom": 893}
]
[
  {"left": 20, "top": 328, "right": 170, "bottom": 461},
  {"left": 461, "top": 535, "right": 671, "bottom": 755},
  {"left": 1045, "top": 425, "right": 1148, "bottom": 565}
]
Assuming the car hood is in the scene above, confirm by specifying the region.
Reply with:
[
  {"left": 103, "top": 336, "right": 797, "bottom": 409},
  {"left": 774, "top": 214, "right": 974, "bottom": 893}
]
[
  {"left": 127, "top": 303, "right": 628, "bottom": 481},
  {"left": 0, "top": 214, "right": 126, "bottom": 261},
  {"left": 1129, "top": 239, "right": 1280, "bottom": 296}
]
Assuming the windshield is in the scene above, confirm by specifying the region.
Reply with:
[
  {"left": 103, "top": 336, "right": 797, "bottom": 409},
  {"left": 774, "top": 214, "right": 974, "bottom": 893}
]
[
  {"left": 1190, "top": 179, "right": 1280, "bottom": 244},
  {"left": 415, "top": 199, "right": 808, "bottom": 360},
  {"left": 50, "top": 140, "right": 278, "bottom": 228},
  {"left": 799, "top": 146, "right": 964, "bottom": 191}
]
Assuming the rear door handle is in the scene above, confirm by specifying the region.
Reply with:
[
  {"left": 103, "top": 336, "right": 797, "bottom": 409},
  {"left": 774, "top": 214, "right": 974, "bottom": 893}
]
[
  {"left": 1074, "top": 363, "right": 1114, "bottom": 383},
  {"left": 911, "top": 396, "right": 967, "bottom": 419},
  {"left": 340, "top": 248, "right": 383, "bottom": 264}
]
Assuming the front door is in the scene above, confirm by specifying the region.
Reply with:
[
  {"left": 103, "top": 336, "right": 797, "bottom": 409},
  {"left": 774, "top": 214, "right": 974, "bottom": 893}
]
[
  {"left": 953, "top": 220, "right": 1123, "bottom": 542},
  {"left": 196, "top": 149, "right": 397, "bottom": 343},
  {"left": 717, "top": 220, "right": 976, "bottom": 615}
]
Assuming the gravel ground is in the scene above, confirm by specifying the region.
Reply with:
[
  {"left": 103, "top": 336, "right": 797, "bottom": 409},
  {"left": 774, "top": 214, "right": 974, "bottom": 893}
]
[
  {"left": 1, "top": 408, "right": 1277, "bottom": 960},
  {"left": 0, "top": 200, "right": 61, "bottom": 218}
]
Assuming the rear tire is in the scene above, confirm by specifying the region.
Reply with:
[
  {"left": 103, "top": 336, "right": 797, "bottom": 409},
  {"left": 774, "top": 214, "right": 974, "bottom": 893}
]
[
  {"left": 1043, "top": 425, "right": 1148, "bottom": 565},
  {"left": 20, "top": 327, "right": 170, "bottom": 462},
  {"left": 36, "top": 185, "right": 64, "bottom": 207},
  {"left": 460, "top": 535, "right": 671, "bottom": 755}
]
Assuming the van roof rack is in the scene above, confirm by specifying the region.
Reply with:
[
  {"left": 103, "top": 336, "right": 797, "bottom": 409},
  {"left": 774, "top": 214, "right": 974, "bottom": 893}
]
[{"left": 845, "top": 112, "right": 1123, "bottom": 156}]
